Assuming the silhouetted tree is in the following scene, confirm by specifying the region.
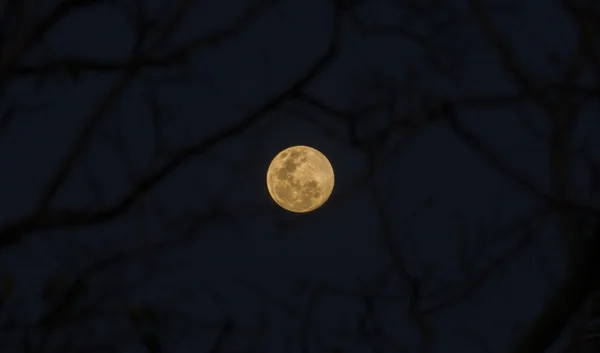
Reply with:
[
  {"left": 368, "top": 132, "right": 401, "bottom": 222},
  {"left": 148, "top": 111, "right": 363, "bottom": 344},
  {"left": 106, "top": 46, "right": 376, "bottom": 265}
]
[{"left": 0, "top": 1, "right": 599, "bottom": 353}]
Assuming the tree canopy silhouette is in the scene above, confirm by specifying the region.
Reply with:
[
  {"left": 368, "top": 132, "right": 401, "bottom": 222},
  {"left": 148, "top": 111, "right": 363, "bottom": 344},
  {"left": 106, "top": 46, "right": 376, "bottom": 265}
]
[{"left": 0, "top": 1, "right": 599, "bottom": 353}]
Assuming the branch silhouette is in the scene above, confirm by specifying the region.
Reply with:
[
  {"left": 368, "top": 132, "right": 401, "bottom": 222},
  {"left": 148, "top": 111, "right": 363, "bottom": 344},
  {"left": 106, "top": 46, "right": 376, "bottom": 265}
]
[{"left": 0, "top": 1, "right": 599, "bottom": 353}]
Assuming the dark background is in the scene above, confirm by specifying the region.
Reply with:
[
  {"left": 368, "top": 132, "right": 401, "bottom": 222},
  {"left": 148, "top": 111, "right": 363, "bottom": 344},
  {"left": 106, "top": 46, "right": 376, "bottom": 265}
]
[{"left": 0, "top": 0, "right": 599, "bottom": 353}]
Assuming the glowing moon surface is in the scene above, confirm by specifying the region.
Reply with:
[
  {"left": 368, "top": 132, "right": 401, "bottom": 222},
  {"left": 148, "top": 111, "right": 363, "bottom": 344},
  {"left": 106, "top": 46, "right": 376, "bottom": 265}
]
[{"left": 266, "top": 145, "right": 334, "bottom": 213}]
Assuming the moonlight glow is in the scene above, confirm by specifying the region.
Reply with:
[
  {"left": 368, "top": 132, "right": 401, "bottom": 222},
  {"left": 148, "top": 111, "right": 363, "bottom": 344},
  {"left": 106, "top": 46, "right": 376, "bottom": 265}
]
[{"left": 266, "top": 145, "right": 334, "bottom": 213}]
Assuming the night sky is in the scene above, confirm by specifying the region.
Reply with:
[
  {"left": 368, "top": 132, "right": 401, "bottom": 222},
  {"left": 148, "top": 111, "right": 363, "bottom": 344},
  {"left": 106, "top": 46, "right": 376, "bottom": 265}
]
[{"left": 0, "top": 1, "right": 599, "bottom": 353}]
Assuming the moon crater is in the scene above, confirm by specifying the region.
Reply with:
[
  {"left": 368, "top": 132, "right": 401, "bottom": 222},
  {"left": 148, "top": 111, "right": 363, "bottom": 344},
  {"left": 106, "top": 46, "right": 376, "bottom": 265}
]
[{"left": 266, "top": 146, "right": 334, "bottom": 213}]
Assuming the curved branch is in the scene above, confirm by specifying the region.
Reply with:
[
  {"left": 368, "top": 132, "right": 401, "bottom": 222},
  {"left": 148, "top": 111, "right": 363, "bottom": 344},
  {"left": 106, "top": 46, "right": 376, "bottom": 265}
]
[
  {"left": 510, "top": 225, "right": 600, "bottom": 353},
  {"left": 0, "top": 0, "right": 102, "bottom": 82}
]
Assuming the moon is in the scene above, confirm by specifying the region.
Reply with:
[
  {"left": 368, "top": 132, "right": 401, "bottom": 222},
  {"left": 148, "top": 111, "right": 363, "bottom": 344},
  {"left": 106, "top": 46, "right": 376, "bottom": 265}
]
[{"left": 266, "top": 145, "right": 334, "bottom": 213}]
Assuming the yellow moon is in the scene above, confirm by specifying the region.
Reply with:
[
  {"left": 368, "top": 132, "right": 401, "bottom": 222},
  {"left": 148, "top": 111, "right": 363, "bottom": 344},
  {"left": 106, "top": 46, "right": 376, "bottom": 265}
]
[{"left": 266, "top": 145, "right": 334, "bottom": 213}]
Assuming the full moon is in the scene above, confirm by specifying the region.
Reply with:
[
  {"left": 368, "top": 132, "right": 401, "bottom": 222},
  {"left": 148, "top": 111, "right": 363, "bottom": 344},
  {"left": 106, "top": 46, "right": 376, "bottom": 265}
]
[{"left": 266, "top": 145, "right": 334, "bottom": 213}]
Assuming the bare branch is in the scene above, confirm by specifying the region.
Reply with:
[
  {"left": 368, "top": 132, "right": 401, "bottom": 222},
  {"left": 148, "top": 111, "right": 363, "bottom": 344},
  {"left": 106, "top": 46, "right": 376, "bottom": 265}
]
[
  {"left": 0, "top": 0, "right": 103, "bottom": 82},
  {"left": 510, "top": 224, "right": 600, "bottom": 353}
]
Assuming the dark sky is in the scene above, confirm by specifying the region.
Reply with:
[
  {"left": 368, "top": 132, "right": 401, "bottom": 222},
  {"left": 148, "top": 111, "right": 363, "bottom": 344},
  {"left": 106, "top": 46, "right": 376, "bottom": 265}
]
[{"left": 0, "top": 1, "right": 599, "bottom": 353}]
